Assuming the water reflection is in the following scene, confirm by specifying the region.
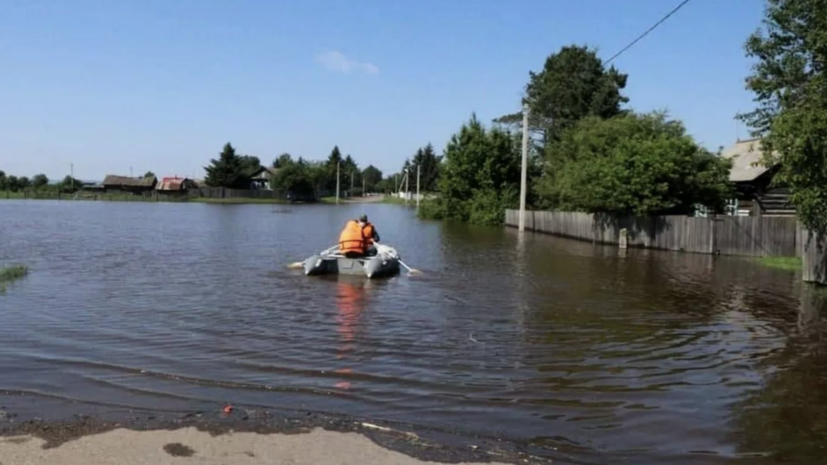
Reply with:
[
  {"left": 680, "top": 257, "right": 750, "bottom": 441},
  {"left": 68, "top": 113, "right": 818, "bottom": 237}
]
[
  {"left": 332, "top": 277, "right": 369, "bottom": 390},
  {"left": 3, "top": 201, "right": 827, "bottom": 464}
]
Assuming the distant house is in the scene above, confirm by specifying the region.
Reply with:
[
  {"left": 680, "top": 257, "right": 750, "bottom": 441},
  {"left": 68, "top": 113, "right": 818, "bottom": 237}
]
[
  {"left": 156, "top": 176, "right": 197, "bottom": 195},
  {"left": 249, "top": 167, "right": 279, "bottom": 190},
  {"left": 101, "top": 174, "right": 157, "bottom": 193},
  {"left": 720, "top": 138, "right": 794, "bottom": 216}
]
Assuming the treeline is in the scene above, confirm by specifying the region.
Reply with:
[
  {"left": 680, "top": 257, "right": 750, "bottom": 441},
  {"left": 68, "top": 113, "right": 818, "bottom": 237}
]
[
  {"left": 203, "top": 142, "right": 384, "bottom": 198},
  {"left": 0, "top": 171, "right": 84, "bottom": 193},
  {"left": 407, "top": 43, "right": 737, "bottom": 226}
]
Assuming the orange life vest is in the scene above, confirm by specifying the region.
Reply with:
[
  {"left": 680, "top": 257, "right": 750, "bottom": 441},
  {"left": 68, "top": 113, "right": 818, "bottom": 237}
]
[
  {"left": 362, "top": 222, "right": 375, "bottom": 245},
  {"left": 339, "top": 220, "right": 365, "bottom": 254}
]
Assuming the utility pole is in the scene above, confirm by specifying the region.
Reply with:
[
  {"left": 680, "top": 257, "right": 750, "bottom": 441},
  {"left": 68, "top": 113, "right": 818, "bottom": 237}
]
[
  {"left": 416, "top": 164, "right": 421, "bottom": 209},
  {"left": 70, "top": 163, "right": 74, "bottom": 190},
  {"left": 404, "top": 167, "right": 410, "bottom": 205},
  {"left": 130, "top": 166, "right": 133, "bottom": 178},
  {"left": 362, "top": 178, "right": 366, "bottom": 197},
  {"left": 350, "top": 171, "right": 354, "bottom": 194},
  {"left": 336, "top": 161, "right": 340, "bottom": 204},
  {"left": 518, "top": 102, "right": 530, "bottom": 232}
]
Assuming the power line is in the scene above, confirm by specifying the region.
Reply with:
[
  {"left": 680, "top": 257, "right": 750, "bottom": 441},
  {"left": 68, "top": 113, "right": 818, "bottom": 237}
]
[{"left": 604, "top": 0, "right": 692, "bottom": 65}]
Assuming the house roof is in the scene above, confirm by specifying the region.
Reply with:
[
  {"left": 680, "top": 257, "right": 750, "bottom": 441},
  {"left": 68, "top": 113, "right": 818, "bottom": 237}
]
[
  {"left": 156, "top": 176, "right": 192, "bottom": 191},
  {"left": 102, "top": 174, "right": 157, "bottom": 187},
  {"left": 251, "top": 167, "right": 279, "bottom": 179},
  {"left": 720, "top": 138, "right": 778, "bottom": 182}
]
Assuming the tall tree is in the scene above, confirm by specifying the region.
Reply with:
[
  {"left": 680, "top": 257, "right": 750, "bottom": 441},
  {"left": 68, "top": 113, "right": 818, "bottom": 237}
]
[
  {"left": 539, "top": 111, "right": 733, "bottom": 215},
  {"left": 411, "top": 143, "right": 442, "bottom": 192},
  {"left": 361, "top": 165, "right": 383, "bottom": 192},
  {"left": 272, "top": 153, "right": 293, "bottom": 168},
  {"left": 204, "top": 142, "right": 251, "bottom": 189},
  {"left": 239, "top": 155, "right": 262, "bottom": 175},
  {"left": 31, "top": 174, "right": 49, "bottom": 189},
  {"left": 426, "top": 114, "right": 521, "bottom": 225},
  {"left": 143, "top": 171, "right": 155, "bottom": 179},
  {"left": 324, "top": 146, "right": 344, "bottom": 192},
  {"left": 738, "top": 0, "right": 827, "bottom": 232},
  {"left": 494, "top": 44, "right": 629, "bottom": 145}
]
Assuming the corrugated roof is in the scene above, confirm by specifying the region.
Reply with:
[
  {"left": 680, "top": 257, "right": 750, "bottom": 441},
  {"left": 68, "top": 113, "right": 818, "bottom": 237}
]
[
  {"left": 720, "top": 138, "right": 778, "bottom": 182},
  {"left": 102, "top": 174, "right": 157, "bottom": 187}
]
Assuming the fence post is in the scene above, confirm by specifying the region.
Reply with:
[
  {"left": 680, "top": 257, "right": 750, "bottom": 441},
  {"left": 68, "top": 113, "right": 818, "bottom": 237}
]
[{"left": 619, "top": 228, "right": 628, "bottom": 249}]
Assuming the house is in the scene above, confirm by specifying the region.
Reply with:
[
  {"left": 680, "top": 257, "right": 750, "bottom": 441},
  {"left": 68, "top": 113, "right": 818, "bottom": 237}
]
[
  {"left": 249, "top": 167, "right": 279, "bottom": 190},
  {"left": 720, "top": 138, "right": 794, "bottom": 216},
  {"left": 156, "top": 176, "right": 197, "bottom": 195},
  {"left": 101, "top": 174, "right": 157, "bottom": 193}
]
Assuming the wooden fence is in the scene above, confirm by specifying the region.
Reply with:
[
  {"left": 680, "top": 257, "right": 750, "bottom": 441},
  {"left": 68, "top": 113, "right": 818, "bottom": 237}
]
[{"left": 504, "top": 209, "right": 802, "bottom": 258}]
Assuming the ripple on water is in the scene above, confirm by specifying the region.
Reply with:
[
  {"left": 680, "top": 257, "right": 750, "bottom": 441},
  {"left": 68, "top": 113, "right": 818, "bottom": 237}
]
[{"left": 1, "top": 200, "right": 826, "bottom": 464}]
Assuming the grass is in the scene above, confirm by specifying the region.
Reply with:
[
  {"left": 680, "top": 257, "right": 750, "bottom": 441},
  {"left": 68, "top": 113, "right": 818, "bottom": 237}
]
[
  {"left": 756, "top": 256, "right": 802, "bottom": 271},
  {"left": 0, "top": 264, "right": 28, "bottom": 293}
]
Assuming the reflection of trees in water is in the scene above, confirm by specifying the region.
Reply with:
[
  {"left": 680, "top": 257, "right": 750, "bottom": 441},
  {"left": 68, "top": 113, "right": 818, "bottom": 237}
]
[
  {"left": 510, "top": 236, "right": 826, "bottom": 455},
  {"left": 730, "top": 286, "right": 827, "bottom": 463}
]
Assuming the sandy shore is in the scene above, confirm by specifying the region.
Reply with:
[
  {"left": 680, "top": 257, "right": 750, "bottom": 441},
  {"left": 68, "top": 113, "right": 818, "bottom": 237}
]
[{"left": 0, "top": 427, "right": 511, "bottom": 465}]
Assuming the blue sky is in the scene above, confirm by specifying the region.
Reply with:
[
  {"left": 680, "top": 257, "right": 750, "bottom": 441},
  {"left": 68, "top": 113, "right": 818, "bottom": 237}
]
[{"left": 1, "top": 0, "right": 765, "bottom": 181}]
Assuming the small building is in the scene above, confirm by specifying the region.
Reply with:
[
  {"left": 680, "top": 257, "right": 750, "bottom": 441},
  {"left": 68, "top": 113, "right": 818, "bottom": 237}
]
[
  {"left": 720, "top": 138, "right": 794, "bottom": 216},
  {"left": 156, "top": 176, "right": 197, "bottom": 194},
  {"left": 249, "top": 167, "right": 279, "bottom": 190},
  {"left": 101, "top": 174, "right": 157, "bottom": 193}
]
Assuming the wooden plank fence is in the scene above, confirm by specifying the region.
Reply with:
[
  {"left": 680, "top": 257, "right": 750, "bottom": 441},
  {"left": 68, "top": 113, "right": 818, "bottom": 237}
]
[{"left": 505, "top": 209, "right": 802, "bottom": 258}]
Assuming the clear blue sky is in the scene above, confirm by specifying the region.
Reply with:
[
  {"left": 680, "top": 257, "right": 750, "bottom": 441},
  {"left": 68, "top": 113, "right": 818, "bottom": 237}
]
[{"left": 1, "top": 0, "right": 765, "bottom": 181}]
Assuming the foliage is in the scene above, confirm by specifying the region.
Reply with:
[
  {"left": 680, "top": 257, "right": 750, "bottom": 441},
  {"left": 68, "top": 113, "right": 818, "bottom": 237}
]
[
  {"left": 361, "top": 165, "right": 383, "bottom": 192},
  {"left": 410, "top": 143, "right": 442, "bottom": 192},
  {"left": 538, "top": 111, "right": 733, "bottom": 215},
  {"left": 239, "top": 155, "right": 262, "bottom": 176},
  {"left": 143, "top": 171, "right": 155, "bottom": 179},
  {"left": 422, "top": 114, "right": 521, "bottom": 225},
  {"left": 203, "top": 142, "right": 252, "bottom": 189},
  {"left": 31, "top": 174, "right": 49, "bottom": 188},
  {"left": 738, "top": 0, "right": 827, "bottom": 232},
  {"left": 493, "top": 44, "right": 629, "bottom": 144}
]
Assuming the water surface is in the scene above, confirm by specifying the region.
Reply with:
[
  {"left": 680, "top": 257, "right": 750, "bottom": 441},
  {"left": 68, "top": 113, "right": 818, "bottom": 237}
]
[{"left": 1, "top": 199, "right": 826, "bottom": 464}]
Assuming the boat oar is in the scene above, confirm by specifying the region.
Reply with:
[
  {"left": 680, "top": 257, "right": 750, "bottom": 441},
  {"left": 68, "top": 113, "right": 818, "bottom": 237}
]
[
  {"left": 374, "top": 242, "right": 422, "bottom": 275},
  {"left": 286, "top": 245, "right": 338, "bottom": 269}
]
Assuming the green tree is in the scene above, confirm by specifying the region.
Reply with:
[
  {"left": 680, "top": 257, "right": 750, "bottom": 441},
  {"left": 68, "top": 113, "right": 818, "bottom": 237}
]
[
  {"left": 31, "top": 174, "right": 49, "bottom": 189},
  {"left": 272, "top": 153, "right": 293, "bottom": 168},
  {"left": 361, "top": 165, "right": 383, "bottom": 192},
  {"left": 538, "top": 111, "right": 733, "bottom": 216},
  {"left": 494, "top": 44, "right": 629, "bottom": 145},
  {"left": 239, "top": 155, "right": 262, "bottom": 176},
  {"left": 411, "top": 143, "right": 442, "bottom": 192},
  {"left": 738, "top": 0, "right": 827, "bottom": 232},
  {"left": 59, "top": 175, "right": 83, "bottom": 192},
  {"left": 424, "top": 114, "right": 521, "bottom": 225},
  {"left": 143, "top": 171, "right": 155, "bottom": 179},
  {"left": 270, "top": 159, "right": 315, "bottom": 198},
  {"left": 17, "top": 176, "right": 30, "bottom": 190},
  {"left": 324, "top": 146, "right": 344, "bottom": 192},
  {"left": 204, "top": 142, "right": 251, "bottom": 189}
]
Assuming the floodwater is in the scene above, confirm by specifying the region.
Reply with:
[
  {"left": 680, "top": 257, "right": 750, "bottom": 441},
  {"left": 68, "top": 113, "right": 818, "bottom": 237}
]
[{"left": 1, "top": 199, "right": 826, "bottom": 464}]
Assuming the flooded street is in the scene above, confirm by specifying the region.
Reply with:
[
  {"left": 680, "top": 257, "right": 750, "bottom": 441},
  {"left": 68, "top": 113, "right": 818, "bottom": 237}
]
[{"left": 1, "top": 200, "right": 826, "bottom": 464}]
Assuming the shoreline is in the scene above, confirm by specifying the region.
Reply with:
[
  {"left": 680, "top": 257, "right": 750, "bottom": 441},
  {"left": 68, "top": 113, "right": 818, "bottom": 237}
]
[
  {"left": 0, "top": 194, "right": 391, "bottom": 205},
  {"left": 0, "top": 404, "right": 545, "bottom": 465}
]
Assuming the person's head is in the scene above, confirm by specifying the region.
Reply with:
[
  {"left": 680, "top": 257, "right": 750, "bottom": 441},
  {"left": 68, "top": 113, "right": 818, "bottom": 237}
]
[{"left": 359, "top": 214, "right": 368, "bottom": 224}]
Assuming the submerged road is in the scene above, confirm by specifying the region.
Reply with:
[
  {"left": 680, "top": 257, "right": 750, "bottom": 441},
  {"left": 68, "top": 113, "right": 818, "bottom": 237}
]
[{"left": 1, "top": 199, "right": 825, "bottom": 464}]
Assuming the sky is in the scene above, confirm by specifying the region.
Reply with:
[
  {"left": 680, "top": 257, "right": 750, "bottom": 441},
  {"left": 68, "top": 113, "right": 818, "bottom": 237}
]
[{"left": 1, "top": 0, "right": 767, "bottom": 182}]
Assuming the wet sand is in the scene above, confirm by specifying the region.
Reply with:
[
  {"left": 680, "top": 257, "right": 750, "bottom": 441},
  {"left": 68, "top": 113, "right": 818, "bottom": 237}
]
[
  {"left": 0, "top": 407, "right": 540, "bottom": 465},
  {"left": 0, "top": 427, "right": 511, "bottom": 465}
]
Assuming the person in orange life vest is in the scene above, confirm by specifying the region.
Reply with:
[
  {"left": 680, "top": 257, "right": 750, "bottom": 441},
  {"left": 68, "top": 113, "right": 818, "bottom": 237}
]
[
  {"left": 338, "top": 219, "right": 366, "bottom": 258},
  {"left": 359, "top": 214, "right": 380, "bottom": 256}
]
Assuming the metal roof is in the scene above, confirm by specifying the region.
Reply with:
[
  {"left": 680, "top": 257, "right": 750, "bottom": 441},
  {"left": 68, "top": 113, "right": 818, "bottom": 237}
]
[{"left": 720, "top": 138, "right": 777, "bottom": 182}]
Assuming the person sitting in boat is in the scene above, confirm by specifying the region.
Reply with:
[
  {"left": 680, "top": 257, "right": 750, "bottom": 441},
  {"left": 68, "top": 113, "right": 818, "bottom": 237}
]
[
  {"left": 359, "top": 214, "right": 380, "bottom": 256},
  {"left": 339, "top": 218, "right": 368, "bottom": 258}
]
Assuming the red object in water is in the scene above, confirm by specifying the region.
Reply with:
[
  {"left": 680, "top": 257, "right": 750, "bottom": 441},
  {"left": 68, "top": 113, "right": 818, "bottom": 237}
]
[{"left": 223, "top": 405, "right": 233, "bottom": 414}]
